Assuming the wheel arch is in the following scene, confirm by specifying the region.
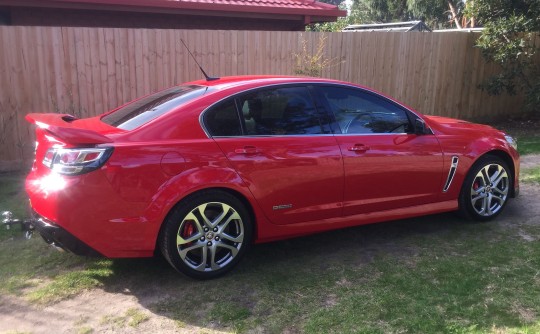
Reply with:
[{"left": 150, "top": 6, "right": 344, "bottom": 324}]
[
  {"left": 479, "top": 149, "right": 517, "bottom": 197},
  {"left": 210, "top": 187, "right": 258, "bottom": 240},
  {"left": 154, "top": 186, "right": 259, "bottom": 253},
  {"left": 457, "top": 149, "right": 516, "bottom": 221}
]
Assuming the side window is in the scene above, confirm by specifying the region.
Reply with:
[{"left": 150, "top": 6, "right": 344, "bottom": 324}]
[
  {"left": 238, "top": 86, "right": 324, "bottom": 136},
  {"left": 203, "top": 99, "right": 242, "bottom": 137},
  {"left": 320, "top": 86, "right": 411, "bottom": 134}
]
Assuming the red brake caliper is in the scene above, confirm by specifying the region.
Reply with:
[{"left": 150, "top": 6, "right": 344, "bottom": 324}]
[{"left": 182, "top": 220, "right": 195, "bottom": 245}]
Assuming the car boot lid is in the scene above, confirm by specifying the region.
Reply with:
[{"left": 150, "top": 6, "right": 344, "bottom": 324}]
[{"left": 26, "top": 113, "right": 114, "bottom": 145}]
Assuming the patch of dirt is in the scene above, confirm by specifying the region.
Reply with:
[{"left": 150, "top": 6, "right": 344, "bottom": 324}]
[
  {"left": 1, "top": 157, "right": 540, "bottom": 334},
  {"left": 517, "top": 229, "right": 536, "bottom": 242},
  {"left": 490, "top": 115, "right": 540, "bottom": 138},
  {"left": 323, "top": 294, "right": 338, "bottom": 308},
  {"left": 0, "top": 286, "right": 238, "bottom": 334},
  {"left": 521, "top": 154, "right": 540, "bottom": 170},
  {"left": 512, "top": 302, "right": 537, "bottom": 323},
  {"left": 510, "top": 155, "right": 540, "bottom": 231},
  {"left": 0, "top": 290, "right": 187, "bottom": 334}
]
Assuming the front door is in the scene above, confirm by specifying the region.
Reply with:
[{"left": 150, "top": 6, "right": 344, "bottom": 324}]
[{"left": 315, "top": 85, "right": 444, "bottom": 216}]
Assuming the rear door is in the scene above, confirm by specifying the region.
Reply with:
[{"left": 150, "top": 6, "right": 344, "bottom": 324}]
[
  {"left": 314, "top": 85, "right": 444, "bottom": 216},
  {"left": 203, "top": 85, "right": 344, "bottom": 225}
]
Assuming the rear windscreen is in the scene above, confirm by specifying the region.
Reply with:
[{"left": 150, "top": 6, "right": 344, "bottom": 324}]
[{"left": 101, "top": 85, "right": 208, "bottom": 130}]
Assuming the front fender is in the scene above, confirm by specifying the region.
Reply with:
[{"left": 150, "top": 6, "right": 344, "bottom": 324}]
[{"left": 436, "top": 132, "right": 519, "bottom": 201}]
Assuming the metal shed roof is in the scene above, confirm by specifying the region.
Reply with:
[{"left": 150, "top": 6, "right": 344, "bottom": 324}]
[{"left": 343, "top": 21, "right": 432, "bottom": 32}]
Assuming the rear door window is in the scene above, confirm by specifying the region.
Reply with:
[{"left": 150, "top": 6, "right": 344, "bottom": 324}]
[
  {"left": 203, "top": 99, "right": 243, "bottom": 137},
  {"left": 237, "top": 86, "right": 328, "bottom": 136},
  {"left": 203, "top": 86, "right": 331, "bottom": 137},
  {"left": 101, "top": 85, "right": 208, "bottom": 130}
]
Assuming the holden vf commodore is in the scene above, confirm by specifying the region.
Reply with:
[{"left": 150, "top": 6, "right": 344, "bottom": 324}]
[{"left": 5, "top": 76, "right": 519, "bottom": 279}]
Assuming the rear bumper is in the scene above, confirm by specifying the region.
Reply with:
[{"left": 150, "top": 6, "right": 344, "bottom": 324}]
[
  {"left": 25, "top": 170, "right": 157, "bottom": 258},
  {"left": 31, "top": 211, "right": 102, "bottom": 257}
]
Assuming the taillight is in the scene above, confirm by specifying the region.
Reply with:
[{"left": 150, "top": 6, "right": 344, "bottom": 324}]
[{"left": 42, "top": 147, "right": 114, "bottom": 175}]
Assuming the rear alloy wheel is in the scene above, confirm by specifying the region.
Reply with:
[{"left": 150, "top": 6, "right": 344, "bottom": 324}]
[
  {"left": 459, "top": 156, "right": 511, "bottom": 221},
  {"left": 160, "top": 190, "right": 252, "bottom": 279}
]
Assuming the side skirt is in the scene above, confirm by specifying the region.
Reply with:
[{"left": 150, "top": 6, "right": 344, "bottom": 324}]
[{"left": 255, "top": 200, "right": 458, "bottom": 243}]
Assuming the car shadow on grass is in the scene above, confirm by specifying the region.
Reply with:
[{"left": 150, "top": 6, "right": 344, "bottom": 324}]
[{"left": 95, "top": 210, "right": 516, "bottom": 332}]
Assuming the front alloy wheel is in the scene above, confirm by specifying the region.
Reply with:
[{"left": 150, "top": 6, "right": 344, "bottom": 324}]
[
  {"left": 160, "top": 191, "right": 252, "bottom": 279},
  {"left": 470, "top": 164, "right": 509, "bottom": 217},
  {"left": 459, "top": 155, "right": 512, "bottom": 221}
]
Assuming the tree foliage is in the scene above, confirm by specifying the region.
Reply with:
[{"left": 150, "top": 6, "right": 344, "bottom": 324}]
[
  {"left": 352, "top": 0, "right": 464, "bottom": 29},
  {"left": 316, "top": 0, "right": 344, "bottom": 5},
  {"left": 309, "top": 0, "right": 466, "bottom": 31},
  {"left": 467, "top": 0, "right": 540, "bottom": 111},
  {"left": 356, "top": 0, "right": 411, "bottom": 23},
  {"left": 307, "top": 1, "right": 350, "bottom": 32},
  {"left": 407, "top": 0, "right": 464, "bottom": 28}
]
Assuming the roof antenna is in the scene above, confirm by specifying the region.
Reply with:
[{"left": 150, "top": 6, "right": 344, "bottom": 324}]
[{"left": 180, "top": 39, "right": 219, "bottom": 81}]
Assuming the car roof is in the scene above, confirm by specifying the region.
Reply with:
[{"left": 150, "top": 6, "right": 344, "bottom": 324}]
[{"left": 185, "top": 75, "right": 346, "bottom": 91}]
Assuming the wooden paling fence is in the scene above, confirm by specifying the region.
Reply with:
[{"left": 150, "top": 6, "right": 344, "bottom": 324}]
[{"left": 0, "top": 26, "right": 531, "bottom": 171}]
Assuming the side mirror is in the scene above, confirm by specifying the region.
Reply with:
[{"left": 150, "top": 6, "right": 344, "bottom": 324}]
[{"left": 414, "top": 118, "right": 428, "bottom": 135}]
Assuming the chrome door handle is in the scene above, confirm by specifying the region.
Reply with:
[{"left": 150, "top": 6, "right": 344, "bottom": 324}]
[
  {"left": 348, "top": 144, "right": 370, "bottom": 152},
  {"left": 234, "top": 146, "right": 259, "bottom": 155}
]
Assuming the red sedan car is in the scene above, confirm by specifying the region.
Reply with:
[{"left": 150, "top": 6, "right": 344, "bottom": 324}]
[{"left": 24, "top": 76, "right": 519, "bottom": 279}]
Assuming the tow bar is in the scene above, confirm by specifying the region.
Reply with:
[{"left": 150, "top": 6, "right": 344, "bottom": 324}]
[{"left": 2, "top": 211, "right": 35, "bottom": 239}]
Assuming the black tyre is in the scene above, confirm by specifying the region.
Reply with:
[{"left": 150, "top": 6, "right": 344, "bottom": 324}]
[
  {"left": 458, "top": 155, "right": 512, "bottom": 222},
  {"left": 159, "top": 190, "right": 253, "bottom": 279}
]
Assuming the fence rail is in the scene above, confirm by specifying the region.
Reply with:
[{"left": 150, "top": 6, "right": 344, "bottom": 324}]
[{"left": 0, "top": 26, "right": 529, "bottom": 171}]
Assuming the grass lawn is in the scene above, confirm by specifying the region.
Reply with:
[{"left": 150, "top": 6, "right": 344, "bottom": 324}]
[
  {"left": 518, "top": 137, "right": 540, "bottom": 156},
  {"left": 521, "top": 167, "right": 540, "bottom": 184},
  {"left": 1, "top": 122, "right": 540, "bottom": 333}
]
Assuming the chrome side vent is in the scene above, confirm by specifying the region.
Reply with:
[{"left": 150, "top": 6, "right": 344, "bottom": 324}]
[{"left": 443, "top": 156, "right": 459, "bottom": 192}]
